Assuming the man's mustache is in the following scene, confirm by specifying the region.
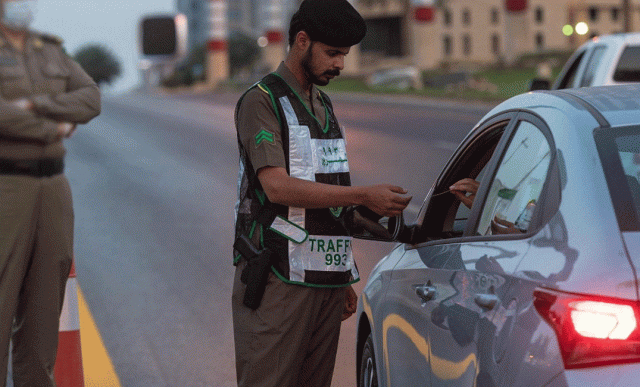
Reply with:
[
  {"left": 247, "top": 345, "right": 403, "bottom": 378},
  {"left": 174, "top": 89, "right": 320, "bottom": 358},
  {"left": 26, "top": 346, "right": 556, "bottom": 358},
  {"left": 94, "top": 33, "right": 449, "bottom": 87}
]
[{"left": 324, "top": 69, "right": 340, "bottom": 77}]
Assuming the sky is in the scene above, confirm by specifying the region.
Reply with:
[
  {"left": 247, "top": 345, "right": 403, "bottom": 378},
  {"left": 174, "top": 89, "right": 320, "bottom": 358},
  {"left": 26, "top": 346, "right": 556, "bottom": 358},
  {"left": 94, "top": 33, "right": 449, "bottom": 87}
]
[{"left": 32, "top": 0, "right": 176, "bottom": 94}]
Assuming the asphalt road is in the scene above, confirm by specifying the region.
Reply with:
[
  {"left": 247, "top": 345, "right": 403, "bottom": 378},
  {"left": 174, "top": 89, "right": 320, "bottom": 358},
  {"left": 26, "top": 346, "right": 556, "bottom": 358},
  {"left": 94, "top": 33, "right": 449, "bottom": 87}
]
[{"left": 57, "top": 89, "right": 492, "bottom": 386}]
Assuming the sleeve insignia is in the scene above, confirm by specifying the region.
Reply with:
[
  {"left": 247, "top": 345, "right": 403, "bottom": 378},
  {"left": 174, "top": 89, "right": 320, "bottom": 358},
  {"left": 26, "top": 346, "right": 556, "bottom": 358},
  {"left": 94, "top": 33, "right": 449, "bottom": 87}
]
[{"left": 255, "top": 129, "right": 275, "bottom": 147}]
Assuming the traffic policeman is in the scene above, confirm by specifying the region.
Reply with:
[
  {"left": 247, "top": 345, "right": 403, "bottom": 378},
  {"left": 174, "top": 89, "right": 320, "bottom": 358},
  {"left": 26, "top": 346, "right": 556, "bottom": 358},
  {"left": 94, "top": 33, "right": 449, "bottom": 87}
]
[
  {"left": 232, "top": 0, "right": 411, "bottom": 385},
  {"left": 0, "top": 0, "right": 100, "bottom": 385}
]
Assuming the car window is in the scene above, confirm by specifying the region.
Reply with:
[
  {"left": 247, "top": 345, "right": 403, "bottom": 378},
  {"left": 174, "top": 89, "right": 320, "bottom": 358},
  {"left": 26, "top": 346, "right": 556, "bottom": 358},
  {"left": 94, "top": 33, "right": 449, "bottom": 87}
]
[
  {"left": 613, "top": 46, "right": 640, "bottom": 82},
  {"left": 580, "top": 45, "right": 606, "bottom": 87},
  {"left": 556, "top": 50, "right": 586, "bottom": 89},
  {"left": 415, "top": 120, "right": 509, "bottom": 243},
  {"left": 475, "top": 121, "right": 551, "bottom": 236},
  {"left": 594, "top": 126, "right": 640, "bottom": 231}
]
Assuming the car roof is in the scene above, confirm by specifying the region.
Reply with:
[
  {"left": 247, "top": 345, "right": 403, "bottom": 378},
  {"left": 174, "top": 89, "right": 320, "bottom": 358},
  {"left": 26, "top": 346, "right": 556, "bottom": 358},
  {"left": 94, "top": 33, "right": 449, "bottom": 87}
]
[
  {"left": 557, "top": 85, "right": 640, "bottom": 127},
  {"left": 483, "top": 84, "right": 640, "bottom": 129},
  {"left": 584, "top": 32, "right": 640, "bottom": 49}
]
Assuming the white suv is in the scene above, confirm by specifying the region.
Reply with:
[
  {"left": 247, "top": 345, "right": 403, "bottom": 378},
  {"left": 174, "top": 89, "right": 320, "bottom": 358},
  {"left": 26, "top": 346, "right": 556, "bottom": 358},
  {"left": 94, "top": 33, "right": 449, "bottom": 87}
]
[{"left": 533, "top": 32, "right": 640, "bottom": 90}]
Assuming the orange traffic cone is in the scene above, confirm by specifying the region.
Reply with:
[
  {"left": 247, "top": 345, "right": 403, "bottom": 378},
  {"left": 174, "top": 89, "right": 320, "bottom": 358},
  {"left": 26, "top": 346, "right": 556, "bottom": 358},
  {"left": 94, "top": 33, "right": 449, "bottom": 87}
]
[{"left": 54, "top": 262, "right": 85, "bottom": 387}]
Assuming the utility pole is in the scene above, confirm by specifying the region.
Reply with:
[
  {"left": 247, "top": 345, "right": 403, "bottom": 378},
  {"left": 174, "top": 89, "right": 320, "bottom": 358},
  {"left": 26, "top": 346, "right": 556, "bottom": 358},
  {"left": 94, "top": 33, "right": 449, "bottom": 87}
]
[
  {"left": 623, "top": 0, "right": 632, "bottom": 32},
  {"left": 206, "top": 0, "right": 229, "bottom": 87}
]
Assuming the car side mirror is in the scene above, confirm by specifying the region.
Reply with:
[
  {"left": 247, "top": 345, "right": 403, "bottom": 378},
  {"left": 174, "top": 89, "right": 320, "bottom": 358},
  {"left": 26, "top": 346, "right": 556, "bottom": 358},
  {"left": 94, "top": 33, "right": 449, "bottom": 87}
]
[
  {"left": 347, "top": 206, "right": 413, "bottom": 242},
  {"left": 529, "top": 78, "right": 551, "bottom": 91}
]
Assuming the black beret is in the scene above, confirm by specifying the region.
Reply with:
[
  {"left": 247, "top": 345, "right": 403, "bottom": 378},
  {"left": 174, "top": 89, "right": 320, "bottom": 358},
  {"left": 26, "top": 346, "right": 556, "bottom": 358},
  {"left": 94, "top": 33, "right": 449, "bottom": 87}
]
[{"left": 289, "top": 0, "right": 367, "bottom": 47}]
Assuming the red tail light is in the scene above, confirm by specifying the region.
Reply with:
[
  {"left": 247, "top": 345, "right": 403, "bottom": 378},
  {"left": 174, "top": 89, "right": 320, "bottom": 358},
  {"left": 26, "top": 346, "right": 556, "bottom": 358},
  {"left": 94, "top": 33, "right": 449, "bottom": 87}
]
[{"left": 534, "top": 288, "right": 640, "bottom": 369}]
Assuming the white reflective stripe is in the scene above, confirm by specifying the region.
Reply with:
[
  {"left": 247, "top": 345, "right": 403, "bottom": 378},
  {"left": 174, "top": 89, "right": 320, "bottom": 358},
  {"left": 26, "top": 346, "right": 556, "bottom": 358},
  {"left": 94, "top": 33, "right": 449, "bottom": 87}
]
[
  {"left": 288, "top": 235, "right": 356, "bottom": 282},
  {"left": 279, "top": 96, "right": 299, "bottom": 126},
  {"left": 59, "top": 278, "right": 80, "bottom": 332},
  {"left": 289, "top": 125, "right": 315, "bottom": 182},
  {"left": 284, "top": 95, "right": 316, "bottom": 182},
  {"left": 270, "top": 216, "right": 308, "bottom": 243},
  {"left": 311, "top": 138, "right": 350, "bottom": 174},
  {"left": 235, "top": 156, "right": 245, "bottom": 222}
]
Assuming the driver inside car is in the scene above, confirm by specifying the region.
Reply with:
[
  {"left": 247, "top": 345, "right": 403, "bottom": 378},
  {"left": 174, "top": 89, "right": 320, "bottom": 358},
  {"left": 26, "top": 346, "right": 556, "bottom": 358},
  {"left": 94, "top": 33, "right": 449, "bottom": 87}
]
[{"left": 449, "top": 178, "right": 529, "bottom": 235}]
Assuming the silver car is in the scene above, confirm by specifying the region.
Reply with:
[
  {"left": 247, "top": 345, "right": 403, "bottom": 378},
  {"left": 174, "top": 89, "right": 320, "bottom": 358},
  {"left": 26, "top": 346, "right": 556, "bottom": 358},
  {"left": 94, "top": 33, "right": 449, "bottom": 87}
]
[{"left": 356, "top": 85, "right": 640, "bottom": 386}]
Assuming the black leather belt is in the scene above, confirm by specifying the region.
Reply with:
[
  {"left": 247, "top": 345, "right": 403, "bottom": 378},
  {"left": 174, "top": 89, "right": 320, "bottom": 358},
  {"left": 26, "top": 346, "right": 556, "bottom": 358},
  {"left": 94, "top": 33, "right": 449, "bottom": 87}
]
[{"left": 0, "top": 158, "right": 64, "bottom": 177}]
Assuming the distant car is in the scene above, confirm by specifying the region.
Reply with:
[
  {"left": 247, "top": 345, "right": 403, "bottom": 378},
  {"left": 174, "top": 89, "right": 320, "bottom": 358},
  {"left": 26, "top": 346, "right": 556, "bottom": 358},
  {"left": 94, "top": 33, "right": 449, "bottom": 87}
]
[
  {"left": 355, "top": 85, "right": 640, "bottom": 386},
  {"left": 531, "top": 33, "right": 640, "bottom": 90}
]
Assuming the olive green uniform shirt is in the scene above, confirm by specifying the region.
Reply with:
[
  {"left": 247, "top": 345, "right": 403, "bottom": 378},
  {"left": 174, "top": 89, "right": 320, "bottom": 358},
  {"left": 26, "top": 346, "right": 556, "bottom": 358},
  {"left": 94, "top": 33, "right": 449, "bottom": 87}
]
[
  {"left": 236, "top": 62, "right": 327, "bottom": 174},
  {"left": 0, "top": 30, "right": 101, "bottom": 160}
]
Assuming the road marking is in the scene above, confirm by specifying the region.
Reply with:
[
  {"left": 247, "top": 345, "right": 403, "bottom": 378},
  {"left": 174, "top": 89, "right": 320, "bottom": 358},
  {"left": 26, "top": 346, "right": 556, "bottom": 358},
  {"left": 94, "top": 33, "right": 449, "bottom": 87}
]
[{"left": 78, "top": 288, "right": 122, "bottom": 387}]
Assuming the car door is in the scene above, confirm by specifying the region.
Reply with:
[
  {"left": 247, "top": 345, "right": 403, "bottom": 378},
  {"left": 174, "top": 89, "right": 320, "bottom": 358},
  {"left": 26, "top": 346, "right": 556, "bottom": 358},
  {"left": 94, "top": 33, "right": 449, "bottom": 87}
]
[
  {"left": 419, "top": 117, "right": 551, "bottom": 387},
  {"left": 379, "top": 114, "right": 516, "bottom": 386},
  {"left": 460, "top": 114, "right": 558, "bottom": 386}
]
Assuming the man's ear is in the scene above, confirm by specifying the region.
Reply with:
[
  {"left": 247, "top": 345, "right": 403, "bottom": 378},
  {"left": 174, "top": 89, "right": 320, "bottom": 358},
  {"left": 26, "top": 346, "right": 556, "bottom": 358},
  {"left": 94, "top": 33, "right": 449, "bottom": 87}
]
[{"left": 295, "top": 30, "right": 311, "bottom": 51}]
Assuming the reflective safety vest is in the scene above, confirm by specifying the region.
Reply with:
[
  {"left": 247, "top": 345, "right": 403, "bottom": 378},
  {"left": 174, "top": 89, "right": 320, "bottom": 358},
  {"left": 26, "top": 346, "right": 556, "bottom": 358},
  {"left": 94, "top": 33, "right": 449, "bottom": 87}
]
[{"left": 234, "top": 73, "right": 359, "bottom": 287}]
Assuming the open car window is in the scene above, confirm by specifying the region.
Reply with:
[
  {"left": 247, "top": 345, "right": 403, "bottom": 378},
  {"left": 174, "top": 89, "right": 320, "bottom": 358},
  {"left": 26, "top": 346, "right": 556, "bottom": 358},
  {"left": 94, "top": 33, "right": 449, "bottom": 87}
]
[{"left": 413, "top": 118, "right": 511, "bottom": 244}]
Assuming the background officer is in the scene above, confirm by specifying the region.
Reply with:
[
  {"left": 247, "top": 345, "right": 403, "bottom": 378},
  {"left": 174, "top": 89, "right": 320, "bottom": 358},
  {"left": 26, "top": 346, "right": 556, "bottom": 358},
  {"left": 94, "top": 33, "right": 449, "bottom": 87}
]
[
  {"left": 0, "top": 0, "right": 101, "bottom": 385},
  {"left": 233, "top": 0, "right": 411, "bottom": 386}
]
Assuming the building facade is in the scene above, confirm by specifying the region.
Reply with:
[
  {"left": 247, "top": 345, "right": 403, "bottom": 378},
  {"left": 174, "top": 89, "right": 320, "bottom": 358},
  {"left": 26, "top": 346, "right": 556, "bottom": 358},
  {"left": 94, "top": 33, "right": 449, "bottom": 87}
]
[
  {"left": 176, "top": 0, "right": 640, "bottom": 78},
  {"left": 357, "top": 0, "right": 640, "bottom": 72}
]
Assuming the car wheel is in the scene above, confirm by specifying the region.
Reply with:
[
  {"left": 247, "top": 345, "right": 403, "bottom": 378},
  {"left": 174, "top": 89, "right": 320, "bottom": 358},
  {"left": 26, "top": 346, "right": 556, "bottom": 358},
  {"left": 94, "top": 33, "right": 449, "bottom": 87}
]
[{"left": 359, "top": 334, "right": 379, "bottom": 387}]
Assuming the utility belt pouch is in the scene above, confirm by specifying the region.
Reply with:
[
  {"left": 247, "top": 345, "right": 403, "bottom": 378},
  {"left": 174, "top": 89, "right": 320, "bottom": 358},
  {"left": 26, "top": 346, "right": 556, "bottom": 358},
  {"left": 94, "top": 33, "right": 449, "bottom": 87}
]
[{"left": 234, "top": 234, "right": 273, "bottom": 310}]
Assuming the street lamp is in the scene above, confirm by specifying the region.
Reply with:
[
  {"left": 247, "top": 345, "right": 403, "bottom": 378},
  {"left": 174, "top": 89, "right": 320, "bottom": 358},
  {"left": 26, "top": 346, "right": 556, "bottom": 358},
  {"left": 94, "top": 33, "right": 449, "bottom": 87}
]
[
  {"left": 562, "top": 24, "right": 574, "bottom": 36},
  {"left": 575, "top": 22, "right": 589, "bottom": 35}
]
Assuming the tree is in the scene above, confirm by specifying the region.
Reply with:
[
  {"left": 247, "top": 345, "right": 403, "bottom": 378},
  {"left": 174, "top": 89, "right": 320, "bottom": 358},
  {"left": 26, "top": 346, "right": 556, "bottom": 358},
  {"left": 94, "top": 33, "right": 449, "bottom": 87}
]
[
  {"left": 163, "top": 31, "right": 261, "bottom": 87},
  {"left": 228, "top": 31, "right": 260, "bottom": 76},
  {"left": 74, "top": 44, "right": 122, "bottom": 86}
]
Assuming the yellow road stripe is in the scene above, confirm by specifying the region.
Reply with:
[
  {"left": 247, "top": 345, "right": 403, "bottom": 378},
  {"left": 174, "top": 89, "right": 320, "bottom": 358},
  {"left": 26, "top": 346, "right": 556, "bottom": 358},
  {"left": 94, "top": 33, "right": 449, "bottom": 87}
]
[{"left": 77, "top": 289, "right": 122, "bottom": 387}]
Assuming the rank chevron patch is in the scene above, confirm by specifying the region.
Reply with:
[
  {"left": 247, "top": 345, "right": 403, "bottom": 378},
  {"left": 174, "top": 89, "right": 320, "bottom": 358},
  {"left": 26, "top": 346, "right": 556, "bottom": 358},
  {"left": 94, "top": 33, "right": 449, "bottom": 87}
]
[{"left": 255, "top": 129, "right": 275, "bottom": 146}]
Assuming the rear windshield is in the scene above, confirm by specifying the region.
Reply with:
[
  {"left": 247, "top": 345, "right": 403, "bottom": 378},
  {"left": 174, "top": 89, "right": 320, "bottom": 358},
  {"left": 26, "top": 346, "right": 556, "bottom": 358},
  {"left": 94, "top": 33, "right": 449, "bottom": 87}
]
[
  {"left": 613, "top": 46, "right": 640, "bottom": 82},
  {"left": 595, "top": 127, "right": 640, "bottom": 231}
]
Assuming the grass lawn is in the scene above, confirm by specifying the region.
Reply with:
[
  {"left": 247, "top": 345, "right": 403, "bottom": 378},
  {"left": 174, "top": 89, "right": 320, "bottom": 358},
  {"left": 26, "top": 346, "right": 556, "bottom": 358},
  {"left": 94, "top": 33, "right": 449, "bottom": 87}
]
[{"left": 320, "top": 67, "right": 563, "bottom": 103}]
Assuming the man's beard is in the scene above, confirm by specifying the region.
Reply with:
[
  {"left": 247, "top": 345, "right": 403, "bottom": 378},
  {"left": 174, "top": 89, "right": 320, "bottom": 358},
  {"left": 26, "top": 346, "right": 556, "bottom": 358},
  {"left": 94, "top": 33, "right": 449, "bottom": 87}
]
[{"left": 302, "top": 43, "right": 340, "bottom": 86}]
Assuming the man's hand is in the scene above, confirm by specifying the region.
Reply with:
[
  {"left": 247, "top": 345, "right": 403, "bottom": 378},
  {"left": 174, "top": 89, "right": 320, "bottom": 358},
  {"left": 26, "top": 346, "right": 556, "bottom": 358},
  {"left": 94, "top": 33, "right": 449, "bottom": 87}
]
[
  {"left": 450, "top": 178, "right": 479, "bottom": 209},
  {"left": 55, "top": 122, "right": 76, "bottom": 140},
  {"left": 363, "top": 185, "right": 412, "bottom": 217},
  {"left": 12, "top": 98, "right": 33, "bottom": 111},
  {"left": 341, "top": 285, "right": 357, "bottom": 321},
  {"left": 13, "top": 98, "right": 77, "bottom": 140}
]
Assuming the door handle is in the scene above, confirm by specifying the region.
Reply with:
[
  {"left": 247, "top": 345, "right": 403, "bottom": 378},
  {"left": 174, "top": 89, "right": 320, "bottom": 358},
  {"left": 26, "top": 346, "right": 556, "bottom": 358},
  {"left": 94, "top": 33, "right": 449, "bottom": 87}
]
[
  {"left": 415, "top": 285, "right": 436, "bottom": 302},
  {"left": 475, "top": 294, "right": 499, "bottom": 310}
]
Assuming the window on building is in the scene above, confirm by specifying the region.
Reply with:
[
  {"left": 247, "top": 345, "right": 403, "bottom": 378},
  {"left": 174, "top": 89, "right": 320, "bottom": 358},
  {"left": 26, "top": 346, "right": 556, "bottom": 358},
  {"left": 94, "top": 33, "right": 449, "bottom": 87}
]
[
  {"left": 492, "top": 34, "right": 500, "bottom": 55},
  {"left": 443, "top": 35, "right": 452, "bottom": 56},
  {"left": 491, "top": 8, "right": 499, "bottom": 25},
  {"left": 535, "top": 6, "right": 544, "bottom": 24},
  {"left": 589, "top": 7, "right": 599, "bottom": 22},
  {"left": 536, "top": 33, "right": 544, "bottom": 51},
  {"left": 612, "top": 7, "right": 620, "bottom": 21},
  {"left": 463, "top": 8, "right": 471, "bottom": 26},
  {"left": 360, "top": 17, "right": 404, "bottom": 57},
  {"left": 191, "top": 0, "right": 198, "bottom": 11},
  {"left": 463, "top": 34, "right": 471, "bottom": 56},
  {"left": 444, "top": 8, "right": 452, "bottom": 26}
]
